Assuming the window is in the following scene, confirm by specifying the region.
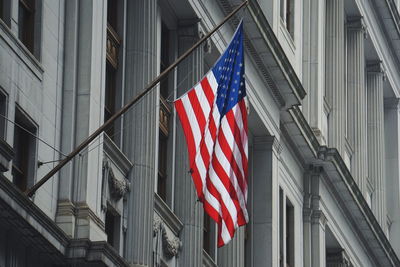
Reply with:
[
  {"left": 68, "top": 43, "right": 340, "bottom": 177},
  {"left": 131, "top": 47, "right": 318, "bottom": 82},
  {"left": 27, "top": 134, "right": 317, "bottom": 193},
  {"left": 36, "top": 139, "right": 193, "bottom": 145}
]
[
  {"left": 157, "top": 22, "right": 172, "bottom": 202},
  {"left": 280, "top": 0, "right": 294, "bottom": 39},
  {"left": 279, "top": 188, "right": 284, "bottom": 266},
  {"left": 0, "top": 0, "right": 11, "bottom": 27},
  {"left": 105, "top": 208, "right": 121, "bottom": 250},
  {"left": 105, "top": 0, "right": 121, "bottom": 143},
  {"left": 286, "top": 198, "right": 295, "bottom": 267},
  {"left": 0, "top": 91, "right": 6, "bottom": 140},
  {"left": 279, "top": 188, "right": 295, "bottom": 267},
  {"left": 18, "top": 0, "right": 35, "bottom": 54},
  {"left": 12, "top": 108, "right": 36, "bottom": 192},
  {"left": 203, "top": 213, "right": 211, "bottom": 254}
]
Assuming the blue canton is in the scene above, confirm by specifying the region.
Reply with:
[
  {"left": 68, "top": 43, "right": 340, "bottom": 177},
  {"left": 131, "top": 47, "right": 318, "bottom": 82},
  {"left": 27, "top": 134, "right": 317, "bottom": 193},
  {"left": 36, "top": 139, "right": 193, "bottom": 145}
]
[{"left": 212, "top": 21, "right": 246, "bottom": 117}]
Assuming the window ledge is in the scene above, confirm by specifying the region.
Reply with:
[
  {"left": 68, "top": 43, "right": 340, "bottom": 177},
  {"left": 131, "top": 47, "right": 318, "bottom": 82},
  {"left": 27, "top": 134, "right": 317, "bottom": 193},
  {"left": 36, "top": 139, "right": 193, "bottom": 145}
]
[
  {"left": 103, "top": 134, "right": 133, "bottom": 175},
  {"left": 0, "top": 139, "right": 14, "bottom": 172},
  {"left": 203, "top": 250, "right": 218, "bottom": 267},
  {"left": 154, "top": 193, "right": 183, "bottom": 236},
  {"left": 279, "top": 18, "right": 295, "bottom": 53},
  {"left": 0, "top": 19, "right": 43, "bottom": 81}
]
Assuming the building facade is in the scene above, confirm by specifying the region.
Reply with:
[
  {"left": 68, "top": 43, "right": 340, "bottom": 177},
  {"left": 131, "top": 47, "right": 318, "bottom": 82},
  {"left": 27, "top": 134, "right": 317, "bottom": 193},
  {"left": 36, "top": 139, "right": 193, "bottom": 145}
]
[{"left": 1, "top": 0, "right": 400, "bottom": 266}]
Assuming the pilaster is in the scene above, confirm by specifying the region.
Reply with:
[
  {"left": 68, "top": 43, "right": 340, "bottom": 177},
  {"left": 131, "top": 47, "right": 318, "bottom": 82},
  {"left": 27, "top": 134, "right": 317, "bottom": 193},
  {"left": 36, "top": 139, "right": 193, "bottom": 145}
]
[
  {"left": 366, "top": 61, "right": 387, "bottom": 230},
  {"left": 173, "top": 20, "right": 205, "bottom": 267},
  {"left": 56, "top": 0, "right": 107, "bottom": 241},
  {"left": 346, "top": 16, "right": 367, "bottom": 193},
  {"left": 249, "top": 136, "right": 281, "bottom": 267},
  {"left": 304, "top": 166, "right": 327, "bottom": 267},
  {"left": 302, "top": 0, "right": 326, "bottom": 144},
  {"left": 123, "top": 0, "right": 159, "bottom": 265},
  {"left": 325, "top": 0, "right": 346, "bottom": 155}
]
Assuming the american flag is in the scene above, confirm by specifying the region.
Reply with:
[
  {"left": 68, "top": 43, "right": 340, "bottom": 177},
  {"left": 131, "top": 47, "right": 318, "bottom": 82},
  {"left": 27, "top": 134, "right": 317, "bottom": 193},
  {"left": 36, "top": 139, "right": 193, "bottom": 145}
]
[{"left": 174, "top": 21, "right": 248, "bottom": 247}]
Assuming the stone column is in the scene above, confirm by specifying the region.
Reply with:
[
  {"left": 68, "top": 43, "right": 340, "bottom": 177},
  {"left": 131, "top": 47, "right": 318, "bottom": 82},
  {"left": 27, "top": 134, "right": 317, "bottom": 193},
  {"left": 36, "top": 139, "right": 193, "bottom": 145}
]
[
  {"left": 217, "top": 227, "right": 245, "bottom": 267},
  {"left": 325, "top": 0, "right": 346, "bottom": 155},
  {"left": 123, "top": 0, "right": 158, "bottom": 265},
  {"left": 326, "top": 249, "right": 352, "bottom": 267},
  {"left": 367, "top": 61, "right": 386, "bottom": 230},
  {"left": 346, "top": 17, "right": 367, "bottom": 193},
  {"left": 384, "top": 98, "right": 400, "bottom": 255},
  {"left": 173, "top": 21, "right": 205, "bottom": 267},
  {"left": 249, "top": 136, "right": 280, "bottom": 267},
  {"left": 302, "top": 0, "right": 326, "bottom": 144}
]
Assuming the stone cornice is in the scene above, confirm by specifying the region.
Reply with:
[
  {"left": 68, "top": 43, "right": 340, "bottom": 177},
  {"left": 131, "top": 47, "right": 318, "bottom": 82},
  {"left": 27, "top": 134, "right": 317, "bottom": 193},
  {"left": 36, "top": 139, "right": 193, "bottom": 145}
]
[
  {"left": 0, "top": 175, "right": 130, "bottom": 266},
  {"left": 67, "top": 239, "right": 130, "bottom": 267},
  {"left": 286, "top": 105, "right": 400, "bottom": 266}
]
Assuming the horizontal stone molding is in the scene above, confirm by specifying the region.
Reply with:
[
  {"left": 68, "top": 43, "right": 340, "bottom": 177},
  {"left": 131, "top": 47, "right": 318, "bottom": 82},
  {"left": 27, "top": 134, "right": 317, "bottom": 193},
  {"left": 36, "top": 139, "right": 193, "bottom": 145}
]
[{"left": 154, "top": 193, "right": 183, "bottom": 236}]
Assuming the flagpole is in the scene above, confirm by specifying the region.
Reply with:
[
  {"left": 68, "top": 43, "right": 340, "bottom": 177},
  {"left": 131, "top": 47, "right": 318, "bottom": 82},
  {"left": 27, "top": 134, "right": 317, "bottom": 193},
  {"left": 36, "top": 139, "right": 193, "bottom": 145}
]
[{"left": 25, "top": 0, "right": 249, "bottom": 197}]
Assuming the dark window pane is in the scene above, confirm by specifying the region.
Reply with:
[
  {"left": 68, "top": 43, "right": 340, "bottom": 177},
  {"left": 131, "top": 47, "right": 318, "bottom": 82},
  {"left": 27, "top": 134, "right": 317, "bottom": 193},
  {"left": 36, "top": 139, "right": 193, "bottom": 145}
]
[
  {"left": 104, "top": 63, "right": 116, "bottom": 139},
  {"left": 0, "top": 93, "right": 6, "bottom": 139},
  {"left": 12, "top": 108, "right": 36, "bottom": 192},
  {"left": 203, "top": 213, "right": 211, "bottom": 254},
  {"left": 18, "top": 0, "right": 35, "bottom": 53}
]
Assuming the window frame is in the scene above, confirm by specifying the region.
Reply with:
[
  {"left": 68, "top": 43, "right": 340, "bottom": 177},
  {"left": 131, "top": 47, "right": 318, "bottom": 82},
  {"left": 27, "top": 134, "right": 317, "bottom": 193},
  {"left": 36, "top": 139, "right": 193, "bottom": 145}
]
[{"left": 12, "top": 106, "right": 38, "bottom": 192}]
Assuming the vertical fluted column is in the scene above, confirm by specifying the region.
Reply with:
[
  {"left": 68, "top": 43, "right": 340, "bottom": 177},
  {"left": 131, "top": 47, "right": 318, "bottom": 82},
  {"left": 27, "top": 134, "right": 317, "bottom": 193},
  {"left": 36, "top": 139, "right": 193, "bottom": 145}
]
[
  {"left": 367, "top": 61, "right": 386, "bottom": 229},
  {"left": 173, "top": 21, "right": 205, "bottom": 267},
  {"left": 124, "top": 0, "right": 158, "bottom": 265},
  {"left": 346, "top": 17, "right": 367, "bottom": 193},
  {"left": 325, "top": 0, "right": 345, "bottom": 154},
  {"left": 217, "top": 227, "right": 245, "bottom": 267},
  {"left": 384, "top": 99, "right": 400, "bottom": 254}
]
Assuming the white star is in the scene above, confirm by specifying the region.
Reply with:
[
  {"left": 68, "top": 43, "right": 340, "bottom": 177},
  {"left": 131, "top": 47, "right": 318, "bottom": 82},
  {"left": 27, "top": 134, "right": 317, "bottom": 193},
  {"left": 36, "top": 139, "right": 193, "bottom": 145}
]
[
  {"left": 237, "top": 72, "right": 240, "bottom": 75},
  {"left": 234, "top": 80, "right": 238, "bottom": 84},
  {"left": 239, "top": 63, "right": 243, "bottom": 67},
  {"left": 231, "top": 97, "right": 234, "bottom": 101},
  {"left": 219, "top": 67, "right": 222, "bottom": 70},
  {"left": 240, "top": 82, "right": 244, "bottom": 86}
]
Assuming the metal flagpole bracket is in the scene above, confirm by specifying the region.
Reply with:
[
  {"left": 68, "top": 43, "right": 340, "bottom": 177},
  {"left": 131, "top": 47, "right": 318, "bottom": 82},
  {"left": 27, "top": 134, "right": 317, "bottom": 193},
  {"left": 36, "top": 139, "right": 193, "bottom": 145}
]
[{"left": 25, "top": 0, "right": 249, "bottom": 197}]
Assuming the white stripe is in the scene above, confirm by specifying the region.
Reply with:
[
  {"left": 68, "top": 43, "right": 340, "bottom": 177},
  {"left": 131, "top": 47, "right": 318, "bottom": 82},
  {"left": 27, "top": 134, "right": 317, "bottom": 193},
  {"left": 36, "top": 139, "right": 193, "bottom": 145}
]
[
  {"left": 193, "top": 106, "right": 221, "bottom": 186},
  {"left": 207, "top": 71, "right": 219, "bottom": 94},
  {"left": 181, "top": 95, "right": 202, "bottom": 149},
  {"left": 233, "top": 102, "right": 248, "bottom": 159},
  {"left": 214, "top": 140, "right": 249, "bottom": 221},
  {"left": 208, "top": 164, "right": 239, "bottom": 228},
  {"left": 220, "top": 115, "right": 246, "bottom": 183},
  {"left": 221, "top": 221, "right": 232, "bottom": 244},
  {"left": 194, "top": 83, "right": 212, "bottom": 117}
]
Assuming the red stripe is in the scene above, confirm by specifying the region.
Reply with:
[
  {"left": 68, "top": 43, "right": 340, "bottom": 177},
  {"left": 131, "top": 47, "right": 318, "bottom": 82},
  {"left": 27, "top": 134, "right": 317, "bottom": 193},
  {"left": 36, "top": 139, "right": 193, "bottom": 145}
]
[
  {"left": 238, "top": 100, "right": 248, "bottom": 179},
  {"left": 200, "top": 77, "right": 215, "bottom": 107},
  {"left": 175, "top": 99, "right": 204, "bottom": 199},
  {"left": 175, "top": 99, "right": 196, "bottom": 162},
  {"left": 225, "top": 109, "right": 248, "bottom": 186},
  {"left": 188, "top": 89, "right": 206, "bottom": 133},
  {"left": 206, "top": 179, "right": 236, "bottom": 237},
  {"left": 217, "top": 127, "right": 246, "bottom": 200},
  {"left": 211, "top": 152, "right": 247, "bottom": 225}
]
